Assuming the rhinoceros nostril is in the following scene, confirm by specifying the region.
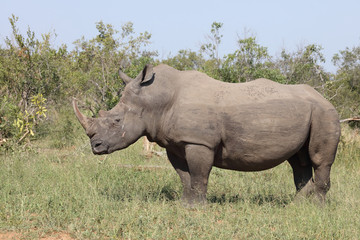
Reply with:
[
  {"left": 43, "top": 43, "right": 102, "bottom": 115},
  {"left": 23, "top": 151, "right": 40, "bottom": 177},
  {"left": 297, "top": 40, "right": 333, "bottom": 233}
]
[
  {"left": 91, "top": 140, "right": 107, "bottom": 155},
  {"left": 92, "top": 140, "right": 103, "bottom": 149}
]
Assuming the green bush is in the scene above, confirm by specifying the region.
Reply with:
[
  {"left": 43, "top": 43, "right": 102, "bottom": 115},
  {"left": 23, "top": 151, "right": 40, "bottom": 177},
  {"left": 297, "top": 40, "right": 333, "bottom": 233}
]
[
  {"left": 43, "top": 107, "right": 77, "bottom": 149},
  {"left": 0, "top": 96, "right": 19, "bottom": 139}
]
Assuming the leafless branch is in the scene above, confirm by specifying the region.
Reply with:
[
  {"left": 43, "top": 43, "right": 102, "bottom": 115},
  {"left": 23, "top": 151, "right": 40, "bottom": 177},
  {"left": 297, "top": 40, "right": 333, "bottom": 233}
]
[
  {"left": 340, "top": 117, "right": 360, "bottom": 123},
  {"left": 328, "top": 83, "right": 344, "bottom": 101},
  {"left": 17, "top": 130, "right": 29, "bottom": 144},
  {"left": 90, "top": 79, "right": 105, "bottom": 102}
]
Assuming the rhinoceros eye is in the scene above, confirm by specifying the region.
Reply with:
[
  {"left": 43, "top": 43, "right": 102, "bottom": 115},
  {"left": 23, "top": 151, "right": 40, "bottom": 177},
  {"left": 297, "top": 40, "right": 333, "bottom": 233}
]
[{"left": 115, "top": 118, "right": 121, "bottom": 123}]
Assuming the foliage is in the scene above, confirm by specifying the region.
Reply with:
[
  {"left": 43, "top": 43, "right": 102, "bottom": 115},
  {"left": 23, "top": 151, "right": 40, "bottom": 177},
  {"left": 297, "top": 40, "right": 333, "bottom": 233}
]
[
  {"left": 1, "top": 17, "right": 360, "bottom": 148},
  {"left": 0, "top": 96, "right": 18, "bottom": 139},
  {"left": 50, "top": 111, "right": 76, "bottom": 149},
  {"left": 200, "top": 22, "right": 223, "bottom": 60},
  {"left": 1, "top": 15, "right": 67, "bottom": 107},
  {"left": 0, "top": 93, "right": 46, "bottom": 152},
  {"left": 221, "top": 36, "right": 286, "bottom": 83},
  {"left": 276, "top": 44, "right": 329, "bottom": 86},
  {"left": 163, "top": 49, "right": 205, "bottom": 71},
  {"left": 330, "top": 46, "right": 360, "bottom": 118},
  {"left": 200, "top": 21, "right": 223, "bottom": 77},
  {"left": 12, "top": 93, "right": 47, "bottom": 141},
  {"left": 71, "top": 21, "right": 157, "bottom": 112},
  {"left": 0, "top": 15, "right": 63, "bottom": 150},
  {"left": 0, "top": 16, "right": 157, "bottom": 150}
]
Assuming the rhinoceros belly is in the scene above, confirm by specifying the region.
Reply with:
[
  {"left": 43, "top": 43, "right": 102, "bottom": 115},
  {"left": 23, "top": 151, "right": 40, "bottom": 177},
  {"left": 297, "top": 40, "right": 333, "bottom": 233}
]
[{"left": 215, "top": 100, "right": 311, "bottom": 171}]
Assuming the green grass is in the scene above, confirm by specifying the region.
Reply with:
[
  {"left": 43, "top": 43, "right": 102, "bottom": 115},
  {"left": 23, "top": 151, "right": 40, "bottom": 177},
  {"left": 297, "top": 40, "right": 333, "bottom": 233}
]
[{"left": 0, "top": 126, "right": 360, "bottom": 239}]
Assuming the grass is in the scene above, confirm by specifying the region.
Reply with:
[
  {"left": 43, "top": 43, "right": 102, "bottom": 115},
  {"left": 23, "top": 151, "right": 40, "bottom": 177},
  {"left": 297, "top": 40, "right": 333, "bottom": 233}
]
[{"left": 0, "top": 124, "right": 360, "bottom": 239}]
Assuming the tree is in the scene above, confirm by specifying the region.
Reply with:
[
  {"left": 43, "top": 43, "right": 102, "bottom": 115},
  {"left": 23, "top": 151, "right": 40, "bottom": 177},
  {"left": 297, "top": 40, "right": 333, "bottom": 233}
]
[
  {"left": 1, "top": 15, "right": 66, "bottom": 109},
  {"left": 0, "top": 15, "right": 64, "bottom": 145},
  {"left": 221, "top": 36, "right": 285, "bottom": 83},
  {"left": 162, "top": 49, "right": 205, "bottom": 71},
  {"left": 276, "top": 44, "right": 328, "bottom": 86},
  {"left": 200, "top": 22, "right": 223, "bottom": 67},
  {"left": 333, "top": 46, "right": 360, "bottom": 94},
  {"left": 71, "top": 21, "right": 157, "bottom": 112},
  {"left": 199, "top": 22, "right": 224, "bottom": 80},
  {"left": 329, "top": 46, "right": 360, "bottom": 118}
]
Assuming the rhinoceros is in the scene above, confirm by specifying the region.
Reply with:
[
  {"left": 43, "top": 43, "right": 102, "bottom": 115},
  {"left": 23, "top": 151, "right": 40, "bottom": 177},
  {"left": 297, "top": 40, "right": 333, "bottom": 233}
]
[{"left": 73, "top": 64, "right": 341, "bottom": 205}]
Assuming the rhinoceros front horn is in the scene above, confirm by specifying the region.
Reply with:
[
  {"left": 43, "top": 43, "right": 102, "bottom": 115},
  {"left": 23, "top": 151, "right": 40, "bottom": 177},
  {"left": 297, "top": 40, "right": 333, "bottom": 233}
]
[{"left": 72, "top": 99, "right": 90, "bottom": 130}]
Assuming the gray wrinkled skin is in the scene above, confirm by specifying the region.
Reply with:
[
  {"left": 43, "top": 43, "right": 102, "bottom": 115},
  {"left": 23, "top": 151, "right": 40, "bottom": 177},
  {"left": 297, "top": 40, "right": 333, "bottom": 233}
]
[{"left": 74, "top": 64, "right": 341, "bottom": 205}]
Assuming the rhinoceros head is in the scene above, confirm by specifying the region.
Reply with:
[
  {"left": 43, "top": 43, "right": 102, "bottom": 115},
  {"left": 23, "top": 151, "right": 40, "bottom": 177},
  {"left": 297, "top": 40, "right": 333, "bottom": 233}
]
[{"left": 73, "top": 64, "right": 155, "bottom": 155}]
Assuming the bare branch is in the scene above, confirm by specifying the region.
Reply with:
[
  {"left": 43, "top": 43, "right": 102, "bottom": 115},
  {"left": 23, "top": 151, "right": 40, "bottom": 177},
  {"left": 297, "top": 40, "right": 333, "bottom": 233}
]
[
  {"left": 328, "top": 83, "right": 344, "bottom": 101},
  {"left": 17, "top": 130, "right": 29, "bottom": 144},
  {"left": 90, "top": 79, "right": 105, "bottom": 102},
  {"left": 340, "top": 117, "right": 360, "bottom": 123}
]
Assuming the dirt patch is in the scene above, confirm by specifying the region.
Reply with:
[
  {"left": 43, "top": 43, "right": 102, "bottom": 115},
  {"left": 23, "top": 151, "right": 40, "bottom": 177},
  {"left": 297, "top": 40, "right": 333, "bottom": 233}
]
[
  {"left": 0, "top": 231, "right": 75, "bottom": 240},
  {"left": 39, "top": 232, "right": 74, "bottom": 240},
  {"left": 0, "top": 232, "right": 20, "bottom": 240}
]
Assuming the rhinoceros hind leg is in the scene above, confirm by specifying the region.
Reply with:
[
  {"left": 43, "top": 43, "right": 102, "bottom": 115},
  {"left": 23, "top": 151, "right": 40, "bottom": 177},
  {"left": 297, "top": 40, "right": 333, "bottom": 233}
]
[
  {"left": 288, "top": 151, "right": 313, "bottom": 197},
  {"left": 312, "top": 164, "right": 332, "bottom": 203},
  {"left": 307, "top": 116, "right": 340, "bottom": 204}
]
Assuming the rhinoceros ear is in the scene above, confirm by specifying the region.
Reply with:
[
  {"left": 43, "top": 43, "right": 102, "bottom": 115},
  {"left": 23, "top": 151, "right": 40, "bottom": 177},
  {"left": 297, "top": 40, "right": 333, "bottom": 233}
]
[{"left": 138, "top": 64, "right": 155, "bottom": 85}]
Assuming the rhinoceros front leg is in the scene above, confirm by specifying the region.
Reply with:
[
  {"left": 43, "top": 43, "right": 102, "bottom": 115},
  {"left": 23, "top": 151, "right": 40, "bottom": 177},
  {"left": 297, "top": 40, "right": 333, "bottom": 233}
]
[
  {"left": 167, "top": 145, "right": 214, "bottom": 205},
  {"left": 166, "top": 150, "right": 192, "bottom": 202},
  {"left": 184, "top": 144, "right": 214, "bottom": 205}
]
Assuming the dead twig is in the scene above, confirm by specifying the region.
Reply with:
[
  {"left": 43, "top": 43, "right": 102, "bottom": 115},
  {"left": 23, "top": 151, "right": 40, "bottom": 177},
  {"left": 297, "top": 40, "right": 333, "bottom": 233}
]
[
  {"left": 17, "top": 130, "right": 29, "bottom": 144},
  {"left": 340, "top": 117, "right": 360, "bottom": 123}
]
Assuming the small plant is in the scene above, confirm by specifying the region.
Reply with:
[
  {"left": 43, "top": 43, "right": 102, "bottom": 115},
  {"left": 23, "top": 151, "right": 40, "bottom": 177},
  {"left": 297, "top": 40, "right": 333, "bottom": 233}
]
[
  {"left": 12, "top": 93, "right": 47, "bottom": 144},
  {"left": 0, "top": 96, "right": 17, "bottom": 140},
  {"left": 50, "top": 108, "right": 76, "bottom": 149},
  {"left": 51, "top": 115, "right": 75, "bottom": 149}
]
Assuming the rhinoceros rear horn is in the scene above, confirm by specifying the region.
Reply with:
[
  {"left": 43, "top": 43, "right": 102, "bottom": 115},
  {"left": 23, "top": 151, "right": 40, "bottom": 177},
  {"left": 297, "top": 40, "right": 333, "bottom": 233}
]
[
  {"left": 72, "top": 98, "right": 91, "bottom": 130},
  {"left": 118, "top": 68, "right": 133, "bottom": 85}
]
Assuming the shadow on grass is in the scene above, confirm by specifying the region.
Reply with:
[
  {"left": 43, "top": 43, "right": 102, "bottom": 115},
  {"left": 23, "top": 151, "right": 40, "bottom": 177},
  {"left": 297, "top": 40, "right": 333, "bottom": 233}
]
[
  {"left": 209, "top": 193, "right": 293, "bottom": 206},
  {"left": 208, "top": 194, "right": 245, "bottom": 204},
  {"left": 99, "top": 185, "right": 180, "bottom": 202},
  {"left": 100, "top": 184, "right": 292, "bottom": 206},
  {"left": 153, "top": 184, "right": 180, "bottom": 201},
  {"left": 250, "top": 194, "right": 292, "bottom": 206}
]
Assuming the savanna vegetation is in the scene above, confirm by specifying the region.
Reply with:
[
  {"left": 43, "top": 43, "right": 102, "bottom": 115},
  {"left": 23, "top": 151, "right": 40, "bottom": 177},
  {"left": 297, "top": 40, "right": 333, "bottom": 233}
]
[{"left": 0, "top": 16, "right": 360, "bottom": 239}]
